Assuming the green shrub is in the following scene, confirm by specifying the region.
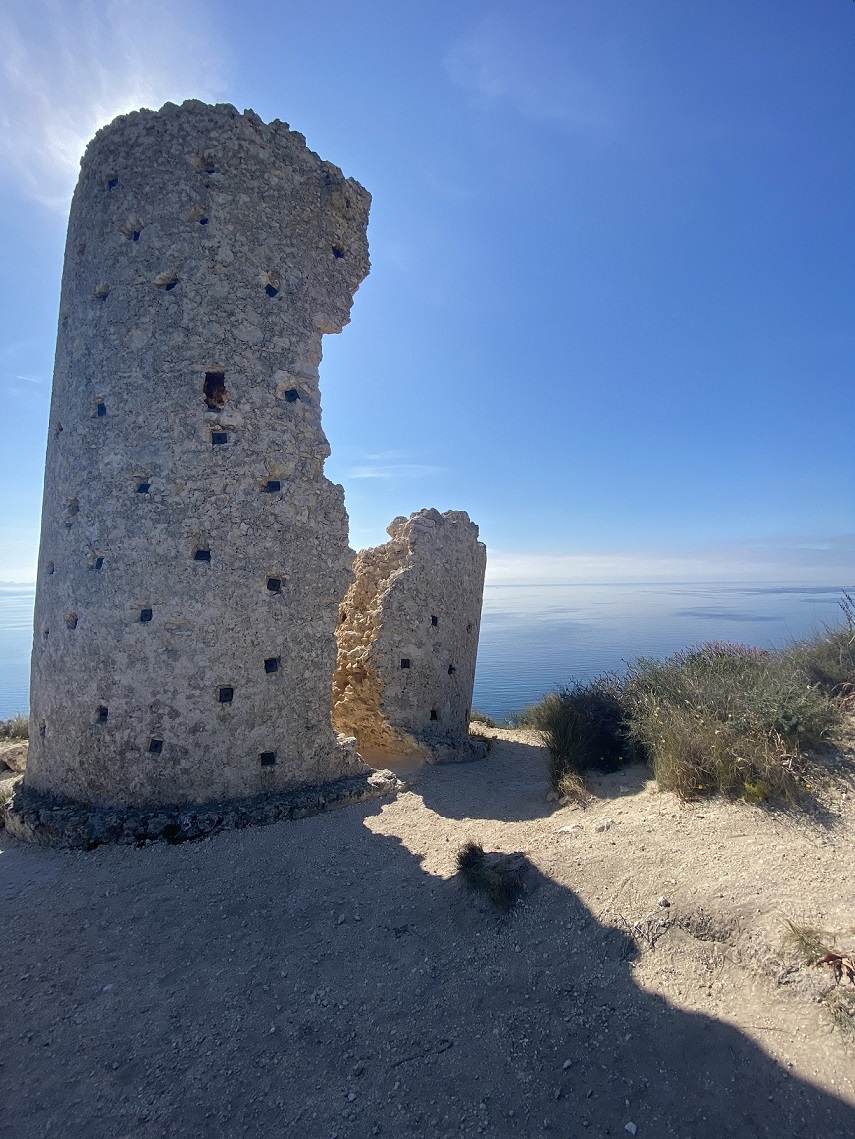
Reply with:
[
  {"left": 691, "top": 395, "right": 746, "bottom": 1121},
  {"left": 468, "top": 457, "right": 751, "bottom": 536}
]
[
  {"left": 534, "top": 680, "right": 637, "bottom": 792},
  {"left": 0, "top": 714, "right": 28, "bottom": 741},
  {"left": 621, "top": 641, "right": 838, "bottom": 803},
  {"left": 469, "top": 708, "right": 499, "bottom": 728},
  {"left": 783, "top": 593, "right": 855, "bottom": 701}
]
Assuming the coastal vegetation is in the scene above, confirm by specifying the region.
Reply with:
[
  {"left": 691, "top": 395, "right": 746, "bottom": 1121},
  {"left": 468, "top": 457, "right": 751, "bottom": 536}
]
[
  {"left": 0, "top": 714, "right": 28, "bottom": 741},
  {"left": 472, "top": 594, "right": 855, "bottom": 808}
]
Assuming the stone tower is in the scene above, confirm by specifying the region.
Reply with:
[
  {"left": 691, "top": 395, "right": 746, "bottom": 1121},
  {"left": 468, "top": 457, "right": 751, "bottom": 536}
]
[
  {"left": 333, "top": 509, "right": 487, "bottom": 764},
  {"left": 23, "top": 100, "right": 371, "bottom": 811}
]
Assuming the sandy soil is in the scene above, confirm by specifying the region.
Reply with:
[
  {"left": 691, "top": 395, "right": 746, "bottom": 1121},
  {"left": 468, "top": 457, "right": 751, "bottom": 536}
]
[{"left": 1, "top": 730, "right": 854, "bottom": 1138}]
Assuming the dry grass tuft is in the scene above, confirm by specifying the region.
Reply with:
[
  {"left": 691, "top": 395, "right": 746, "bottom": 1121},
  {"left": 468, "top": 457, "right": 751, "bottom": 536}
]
[
  {"left": 782, "top": 919, "right": 837, "bottom": 963},
  {"left": 456, "top": 841, "right": 523, "bottom": 912},
  {"left": 783, "top": 920, "right": 855, "bottom": 1038}
]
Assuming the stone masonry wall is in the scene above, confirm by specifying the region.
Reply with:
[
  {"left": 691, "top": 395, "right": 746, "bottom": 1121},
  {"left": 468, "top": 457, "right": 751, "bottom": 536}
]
[
  {"left": 24, "top": 100, "right": 371, "bottom": 809},
  {"left": 333, "top": 509, "right": 487, "bottom": 764}
]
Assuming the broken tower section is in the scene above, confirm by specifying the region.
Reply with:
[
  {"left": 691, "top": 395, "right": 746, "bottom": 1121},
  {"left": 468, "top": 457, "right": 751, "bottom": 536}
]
[
  {"left": 333, "top": 509, "right": 487, "bottom": 764},
  {"left": 22, "top": 100, "right": 371, "bottom": 813}
]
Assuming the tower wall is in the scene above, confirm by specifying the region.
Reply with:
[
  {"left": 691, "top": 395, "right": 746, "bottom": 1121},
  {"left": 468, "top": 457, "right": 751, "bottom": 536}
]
[
  {"left": 25, "top": 100, "right": 370, "bottom": 808},
  {"left": 333, "top": 509, "right": 487, "bottom": 764}
]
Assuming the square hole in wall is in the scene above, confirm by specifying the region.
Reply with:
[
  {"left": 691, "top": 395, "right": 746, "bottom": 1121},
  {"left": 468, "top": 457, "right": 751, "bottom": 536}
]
[
  {"left": 95, "top": 402, "right": 107, "bottom": 417},
  {"left": 400, "top": 658, "right": 410, "bottom": 670},
  {"left": 266, "top": 577, "right": 281, "bottom": 593},
  {"left": 65, "top": 613, "right": 78, "bottom": 630},
  {"left": 431, "top": 615, "right": 438, "bottom": 626},
  {"left": 265, "top": 284, "right": 279, "bottom": 297},
  {"left": 265, "top": 480, "right": 281, "bottom": 492},
  {"left": 448, "top": 664, "right": 456, "bottom": 675},
  {"left": 136, "top": 482, "right": 150, "bottom": 494},
  {"left": 259, "top": 751, "right": 277, "bottom": 767},
  {"left": 264, "top": 657, "right": 280, "bottom": 674},
  {"left": 218, "top": 687, "right": 234, "bottom": 703},
  {"left": 96, "top": 705, "right": 108, "bottom": 724},
  {"left": 211, "top": 431, "right": 228, "bottom": 446},
  {"left": 194, "top": 548, "right": 211, "bottom": 562},
  {"left": 148, "top": 738, "right": 163, "bottom": 754},
  {"left": 139, "top": 608, "right": 153, "bottom": 623},
  {"left": 204, "top": 371, "right": 227, "bottom": 409},
  {"left": 430, "top": 709, "right": 439, "bottom": 721},
  {"left": 94, "top": 556, "right": 104, "bottom": 571},
  {"left": 283, "top": 389, "right": 300, "bottom": 403}
]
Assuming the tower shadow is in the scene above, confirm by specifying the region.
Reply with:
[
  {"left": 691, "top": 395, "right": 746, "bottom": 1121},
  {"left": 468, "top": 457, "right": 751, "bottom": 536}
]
[{"left": 0, "top": 800, "right": 852, "bottom": 1138}]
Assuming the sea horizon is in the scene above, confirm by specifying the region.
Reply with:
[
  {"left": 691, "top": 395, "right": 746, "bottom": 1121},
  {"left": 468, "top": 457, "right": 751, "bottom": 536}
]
[{"left": 1, "top": 579, "right": 852, "bottom": 721}]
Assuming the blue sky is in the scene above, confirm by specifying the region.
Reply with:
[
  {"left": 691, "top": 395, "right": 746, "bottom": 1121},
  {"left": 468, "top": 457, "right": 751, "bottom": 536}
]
[{"left": 1, "top": 0, "right": 853, "bottom": 584}]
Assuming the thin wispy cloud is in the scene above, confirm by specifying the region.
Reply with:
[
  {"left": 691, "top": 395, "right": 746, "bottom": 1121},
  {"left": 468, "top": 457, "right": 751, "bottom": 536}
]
[
  {"left": 347, "top": 463, "right": 446, "bottom": 481},
  {"left": 0, "top": 0, "right": 228, "bottom": 210},
  {"left": 444, "top": 14, "right": 615, "bottom": 133},
  {"left": 486, "top": 535, "right": 855, "bottom": 586},
  {"left": 1, "top": 341, "right": 49, "bottom": 403},
  {"left": 341, "top": 448, "right": 447, "bottom": 481}
]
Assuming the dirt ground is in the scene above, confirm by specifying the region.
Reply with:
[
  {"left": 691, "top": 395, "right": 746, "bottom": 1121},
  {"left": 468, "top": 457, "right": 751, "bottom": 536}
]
[{"left": 2, "top": 729, "right": 854, "bottom": 1138}]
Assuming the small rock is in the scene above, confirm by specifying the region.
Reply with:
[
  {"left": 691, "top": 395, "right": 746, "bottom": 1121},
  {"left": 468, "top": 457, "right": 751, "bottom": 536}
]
[
  {"left": 625, "top": 1123, "right": 638, "bottom": 1135},
  {"left": 546, "top": 790, "right": 560, "bottom": 803},
  {"left": 594, "top": 819, "right": 614, "bottom": 833},
  {"left": 0, "top": 741, "right": 28, "bottom": 773},
  {"left": 557, "top": 825, "right": 581, "bottom": 836},
  {"left": 563, "top": 1058, "right": 573, "bottom": 1069},
  {"left": 658, "top": 897, "right": 671, "bottom": 908},
  {"left": 347, "top": 1092, "right": 356, "bottom": 1102}
]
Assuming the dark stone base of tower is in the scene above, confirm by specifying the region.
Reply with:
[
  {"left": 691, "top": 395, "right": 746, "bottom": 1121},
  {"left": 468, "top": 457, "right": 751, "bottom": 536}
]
[{"left": 5, "top": 769, "right": 401, "bottom": 849}]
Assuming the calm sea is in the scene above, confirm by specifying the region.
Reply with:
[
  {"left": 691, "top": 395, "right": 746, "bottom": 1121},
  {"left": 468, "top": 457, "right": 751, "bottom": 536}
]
[
  {"left": 471, "top": 582, "right": 853, "bottom": 720},
  {"left": 0, "top": 582, "right": 850, "bottom": 721}
]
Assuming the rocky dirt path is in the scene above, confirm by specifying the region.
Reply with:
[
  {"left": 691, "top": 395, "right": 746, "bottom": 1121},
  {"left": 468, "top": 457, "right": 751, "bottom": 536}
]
[{"left": 1, "top": 730, "right": 854, "bottom": 1138}]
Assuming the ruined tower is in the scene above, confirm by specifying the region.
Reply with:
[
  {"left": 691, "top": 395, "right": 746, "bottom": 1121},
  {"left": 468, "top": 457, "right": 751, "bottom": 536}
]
[
  {"left": 333, "top": 509, "right": 487, "bottom": 764},
  {"left": 21, "top": 100, "right": 371, "bottom": 815}
]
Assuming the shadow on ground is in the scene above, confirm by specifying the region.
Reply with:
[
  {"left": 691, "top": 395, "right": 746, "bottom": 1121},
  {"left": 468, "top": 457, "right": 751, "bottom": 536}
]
[
  {"left": 1, "top": 795, "right": 853, "bottom": 1139},
  {"left": 413, "top": 732, "right": 654, "bottom": 823}
]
